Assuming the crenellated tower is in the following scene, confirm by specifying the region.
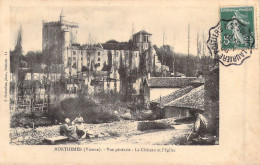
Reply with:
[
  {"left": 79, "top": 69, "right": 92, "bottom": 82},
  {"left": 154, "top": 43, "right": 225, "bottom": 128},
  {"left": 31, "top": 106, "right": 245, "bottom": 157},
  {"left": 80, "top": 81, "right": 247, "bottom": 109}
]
[{"left": 42, "top": 9, "right": 79, "bottom": 65}]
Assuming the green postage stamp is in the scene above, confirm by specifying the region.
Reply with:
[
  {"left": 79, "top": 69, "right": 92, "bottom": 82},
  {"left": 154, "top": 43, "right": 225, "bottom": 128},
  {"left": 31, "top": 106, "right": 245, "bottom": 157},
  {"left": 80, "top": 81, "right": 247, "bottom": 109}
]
[
  {"left": 220, "top": 7, "right": 255, "bottom": 50},
  {"left": 207, "top": 6, "right": 256, "bottom": 66}
]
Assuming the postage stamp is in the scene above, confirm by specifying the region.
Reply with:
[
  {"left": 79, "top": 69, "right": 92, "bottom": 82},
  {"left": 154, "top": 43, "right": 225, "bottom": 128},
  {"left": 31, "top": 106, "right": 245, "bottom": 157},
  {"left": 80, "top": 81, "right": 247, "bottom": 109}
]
[
  {"left": 220, "top": 7, "right": 255, "bottom": 50},
  {"left": 207, "top": 6, "right": 256, "bottom": 66}
]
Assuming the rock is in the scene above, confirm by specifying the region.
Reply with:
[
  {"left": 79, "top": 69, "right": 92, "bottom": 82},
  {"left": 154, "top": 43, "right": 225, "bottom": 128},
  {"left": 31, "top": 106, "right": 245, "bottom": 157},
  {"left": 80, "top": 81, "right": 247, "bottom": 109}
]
[
  {"left": 143, "top": 110, "right": 153, "bottom": 115},
  {"left": 121, "top": 112, "right": 132, "bottom": 120},
  {"left": 103, "top": 133, "right": 110, "bottom": 137},
  {"left": 24, "top": 136, "right": 30, "bottom": 140},
  {"left": 89, "top": 135, "right": 96, "bottom": 138},
  {"left": 98, "top": 134, "right": 105, "bottom": 138},
  {"left": 86, "top": 130, "right": 95, "bottom": 135},
  {"left": 137, "top": 121, "right": 169, "bottom": 131},
  {"left": 11, "top": 138, "right": 18, "bottom": 143},
  {"left": 18, "top": 137, "right": 23, "bottom": 142}
]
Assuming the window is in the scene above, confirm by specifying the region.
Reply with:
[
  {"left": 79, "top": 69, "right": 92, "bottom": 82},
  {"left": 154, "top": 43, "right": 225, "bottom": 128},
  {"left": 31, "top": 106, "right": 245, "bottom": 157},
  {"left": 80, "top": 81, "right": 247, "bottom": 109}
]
[
  {"left": 98, "top": 52, "right": 100, "bottom": 56},
  {"left": 68, "top": 57, "right": 72, "bottom": 66},
  {"left": 73, "top": 51, "right": 76, "bottom": 55},
  {"left": 117, "top": 52, "right": 119, "bottom": 57},
  {"left": 73, "top": 57, "right": 76, "bottom": 61},
  {"left": 98, "top": 58, "right": 100, "bottom": 62},
  {"left": 143, "top": 36, "right": 146, "bottom": 42},
  {"left": 81, "top": 57, "right": 83, "bottom": 61},
  {"left": 136, "top": 53, "right": 137, "bottom": 57},
  {"left": 97, "top": 63, "right": 100, "bottom": 67}
]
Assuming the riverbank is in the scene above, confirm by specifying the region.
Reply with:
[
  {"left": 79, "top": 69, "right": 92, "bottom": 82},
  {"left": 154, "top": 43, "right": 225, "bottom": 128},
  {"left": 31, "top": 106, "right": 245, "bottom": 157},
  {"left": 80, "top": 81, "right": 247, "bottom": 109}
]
[{"left": 10, "top": 118, "right": 193, "bottom": 145}]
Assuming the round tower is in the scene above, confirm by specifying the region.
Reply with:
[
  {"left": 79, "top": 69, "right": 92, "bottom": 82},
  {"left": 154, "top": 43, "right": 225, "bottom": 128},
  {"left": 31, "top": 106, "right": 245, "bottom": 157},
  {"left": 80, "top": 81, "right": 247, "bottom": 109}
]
[
  {"left": 64, "top": 29, "right": 70, "bottom": 47},
  {"left": 60, "top": 9, "right": 66, "bottom": 22}
]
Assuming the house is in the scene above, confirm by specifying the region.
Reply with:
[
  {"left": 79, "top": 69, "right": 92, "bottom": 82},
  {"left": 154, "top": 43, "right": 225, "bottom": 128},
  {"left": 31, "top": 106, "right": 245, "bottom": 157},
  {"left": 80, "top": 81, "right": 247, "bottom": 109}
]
[
  {"left": 139, "top": 76, "right": 199, "bottom": 109},
  {"left": 148, "top": 77, "right": 197, "bottom": 101},
  {"left": 164, "top": 85, "right": 205, "bottom": 118},
  {"left": 152, "top": 85, "right": 195, "bottom": 106}
]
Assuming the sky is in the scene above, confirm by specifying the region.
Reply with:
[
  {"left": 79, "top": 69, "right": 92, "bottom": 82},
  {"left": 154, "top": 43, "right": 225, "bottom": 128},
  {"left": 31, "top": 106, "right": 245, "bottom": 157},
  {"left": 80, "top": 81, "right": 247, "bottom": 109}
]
[{"left": 10, "top": 2, "right": 219, "bottom": 55}]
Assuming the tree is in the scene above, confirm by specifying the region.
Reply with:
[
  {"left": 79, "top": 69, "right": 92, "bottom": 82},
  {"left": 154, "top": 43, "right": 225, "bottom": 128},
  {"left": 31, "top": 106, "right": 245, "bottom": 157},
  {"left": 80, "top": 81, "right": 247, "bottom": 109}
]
[
  {"left": 10, "top": 25, "right": 23, "bottom": 110},
  {"left": 25, "top": 51, "right": 43, "bottom": 68},
  {"left": 153, "top": 44, "right": 214, "bottom": 77}
]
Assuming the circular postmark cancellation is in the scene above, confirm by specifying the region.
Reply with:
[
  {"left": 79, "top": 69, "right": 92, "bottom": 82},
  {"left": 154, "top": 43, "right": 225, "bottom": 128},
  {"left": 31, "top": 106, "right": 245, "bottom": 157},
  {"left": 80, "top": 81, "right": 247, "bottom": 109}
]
[{"left": 207, "top": 6, "right": 255, "bottom": 66}]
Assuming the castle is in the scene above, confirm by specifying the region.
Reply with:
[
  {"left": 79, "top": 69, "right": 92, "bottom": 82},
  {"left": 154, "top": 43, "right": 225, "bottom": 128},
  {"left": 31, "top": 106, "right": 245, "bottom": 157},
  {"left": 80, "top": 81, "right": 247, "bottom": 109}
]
[{"left": 42, "top": 10, "right": 164, "bottom": 94}]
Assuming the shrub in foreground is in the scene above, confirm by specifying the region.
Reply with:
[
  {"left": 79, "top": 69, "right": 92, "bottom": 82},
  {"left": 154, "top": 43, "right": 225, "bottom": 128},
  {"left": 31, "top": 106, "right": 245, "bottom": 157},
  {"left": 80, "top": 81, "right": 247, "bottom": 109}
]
[{"left": 48, "top": 95, "right": 120, "bottom": 124}]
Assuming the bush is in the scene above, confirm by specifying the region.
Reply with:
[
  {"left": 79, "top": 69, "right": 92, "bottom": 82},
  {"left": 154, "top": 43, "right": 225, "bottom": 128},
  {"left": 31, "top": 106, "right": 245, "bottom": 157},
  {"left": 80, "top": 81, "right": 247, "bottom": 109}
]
[
  {"left": 137, "top": 121, "right": 170, "bottom": 131},
  {"left": 10, "top": 111, "right": 28, "bottom": 127},
  {"left": 10, "top": 111, "right": 52, "bottom": 128},
  {"left": 48, "top": 94, "right": 120, "bottom": 124}
]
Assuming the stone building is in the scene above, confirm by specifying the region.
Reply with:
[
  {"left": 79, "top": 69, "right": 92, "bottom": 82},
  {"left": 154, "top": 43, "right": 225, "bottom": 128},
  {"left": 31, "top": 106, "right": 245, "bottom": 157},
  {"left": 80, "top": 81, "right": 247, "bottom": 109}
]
[
  {"left": 42, "top": 10, "right": 163, "bottom": 95},
  {"left": 132, "top": 30, "right": 152, "bottom": 52},
  {"left": 42, "top": 9, "right": 79, "bottom": 64}
]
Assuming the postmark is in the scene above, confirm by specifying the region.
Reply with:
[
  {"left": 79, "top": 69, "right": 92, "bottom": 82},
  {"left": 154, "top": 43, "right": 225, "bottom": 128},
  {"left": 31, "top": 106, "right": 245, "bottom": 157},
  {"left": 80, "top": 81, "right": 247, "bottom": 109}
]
[{"left": 207, "top": 6, "right": 255, "bottom": 66}]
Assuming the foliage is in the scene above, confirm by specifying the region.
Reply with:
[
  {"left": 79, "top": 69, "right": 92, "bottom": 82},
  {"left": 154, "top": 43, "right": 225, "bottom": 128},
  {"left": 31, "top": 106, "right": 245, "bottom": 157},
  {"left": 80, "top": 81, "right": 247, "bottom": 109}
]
[
  {"left": 48, "top": 93, "right": 120, "bottom": 124},
  {"left": 119, "top": 66, "right": 142, "bottom": 101},
  {"left": 153, "top": 45, "right": 215, "bottom": 77},
  {"left": 106, "top": 39, "right": 119, "bottom": 43},
  {"left": 24, "top": 51, "right": 44, "bottom": 67},
  {"left": 10, "top": 111, "right": 52, "bottom": 128},
  {"left": 10, "top": 27, "right": 23, "bottom": 74}
]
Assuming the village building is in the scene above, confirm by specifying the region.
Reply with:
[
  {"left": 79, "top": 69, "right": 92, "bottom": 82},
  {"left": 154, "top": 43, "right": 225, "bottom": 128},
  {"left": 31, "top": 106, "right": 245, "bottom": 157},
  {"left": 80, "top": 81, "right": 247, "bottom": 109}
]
[
  {"left": 42, "top": 9, "right": 79, "bottom": 64},
  {"left": 140, "top": 76, "right": 205, "bottom": 117},
  {"left": 148, "top": 77, "right": 198, "bottom": 101},
  {"left": 164, "top": 85, "right": 205, "bottom": 118},
  {"left": 42, "top": 10, "right": 162, "bottom": 96}
]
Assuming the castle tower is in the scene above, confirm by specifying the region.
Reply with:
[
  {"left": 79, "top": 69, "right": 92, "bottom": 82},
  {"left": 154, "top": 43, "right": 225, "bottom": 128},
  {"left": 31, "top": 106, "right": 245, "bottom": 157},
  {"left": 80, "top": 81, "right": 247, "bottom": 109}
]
[
  {"left": 132, "top": 30, "right": 154, "bottom": 74},
  {"left": 132, "top": 30, "right": 152, "bottom": 52},
  {"left": 60, "top": 9, "right": 66, "bottom": 22},
  {"left": 42, "top": 9, "right": 79, "bottom": 65}
]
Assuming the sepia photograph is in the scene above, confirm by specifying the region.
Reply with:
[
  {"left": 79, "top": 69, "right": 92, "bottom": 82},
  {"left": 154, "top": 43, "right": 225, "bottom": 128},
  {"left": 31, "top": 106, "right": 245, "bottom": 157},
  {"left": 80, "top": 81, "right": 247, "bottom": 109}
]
[
  {"left": 9, "top": 5, "right": 219, "bottom": 146},
  {"left": 1, "top": 0, "right": 259, "bottom": 164}
]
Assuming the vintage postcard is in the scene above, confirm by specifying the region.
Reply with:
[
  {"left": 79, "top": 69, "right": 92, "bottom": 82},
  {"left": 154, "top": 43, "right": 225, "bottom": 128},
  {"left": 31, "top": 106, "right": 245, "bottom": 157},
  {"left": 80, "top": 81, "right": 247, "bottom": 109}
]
[{"left": 0, "top": 0, "right": 259, "bottom": 164}]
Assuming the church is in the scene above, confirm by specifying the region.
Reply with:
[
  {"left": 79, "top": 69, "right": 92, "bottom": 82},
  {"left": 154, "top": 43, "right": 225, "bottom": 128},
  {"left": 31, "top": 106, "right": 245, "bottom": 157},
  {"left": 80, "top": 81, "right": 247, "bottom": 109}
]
[{"left": 42, "top": 10, "right": 161, "bottom": 94}]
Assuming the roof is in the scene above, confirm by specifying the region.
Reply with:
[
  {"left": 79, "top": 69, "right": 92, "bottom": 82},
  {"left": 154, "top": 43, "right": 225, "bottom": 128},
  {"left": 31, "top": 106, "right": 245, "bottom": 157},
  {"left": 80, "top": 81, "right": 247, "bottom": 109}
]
[
  {"left": 60, "top": 9, "right": 65, "bottom": 17},
  {"left": 152, "top": 85, "right": 194, "bottom": 105},
  {"left": 71, "top": 43, "right": 103, "bottom": 50},
  {"left": 101, "top": 42, "right": 139, "bottom": 51},
  {"left": 133, "top": 30, "right": 152, "bottom": 36},
  {"left": 165, "top": 85, "right": 205, "bottom": 111},
  {"left": 148, "top": 77, "right": 197, "bottom": 88},
  {"left": 190, "top": 77, "right": 205, "bottom": 84}
]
